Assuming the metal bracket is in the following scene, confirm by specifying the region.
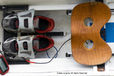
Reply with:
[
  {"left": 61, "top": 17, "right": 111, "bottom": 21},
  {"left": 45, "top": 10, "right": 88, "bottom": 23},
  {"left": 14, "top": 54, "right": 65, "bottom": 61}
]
[{"left": 97, "top": 63, "right": 105, "bottom": 71}]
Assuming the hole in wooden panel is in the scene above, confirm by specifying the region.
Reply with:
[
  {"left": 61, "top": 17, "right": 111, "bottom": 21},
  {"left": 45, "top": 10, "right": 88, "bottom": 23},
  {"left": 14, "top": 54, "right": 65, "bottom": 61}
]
[
  {"left": 84, "top": 17, "right": 93, "bottom": 27},
  {"left": 84, "top": 40, "right": 93, "bottom": 49}
]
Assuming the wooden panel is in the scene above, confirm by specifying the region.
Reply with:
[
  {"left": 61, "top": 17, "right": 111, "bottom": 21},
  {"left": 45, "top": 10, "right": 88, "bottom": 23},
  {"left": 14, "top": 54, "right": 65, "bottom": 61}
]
[{"left": 71, "top": 2, "right": 112, "bottom": 65}]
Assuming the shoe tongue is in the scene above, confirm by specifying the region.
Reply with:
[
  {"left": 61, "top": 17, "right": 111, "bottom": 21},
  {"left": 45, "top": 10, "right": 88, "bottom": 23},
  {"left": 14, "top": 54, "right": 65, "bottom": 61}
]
[
  {"left": 33, "top": 39, "right": 39, "bottom": 49},
  {"left": 34, "top": 18, "right": 39, "bottom": 29}
]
